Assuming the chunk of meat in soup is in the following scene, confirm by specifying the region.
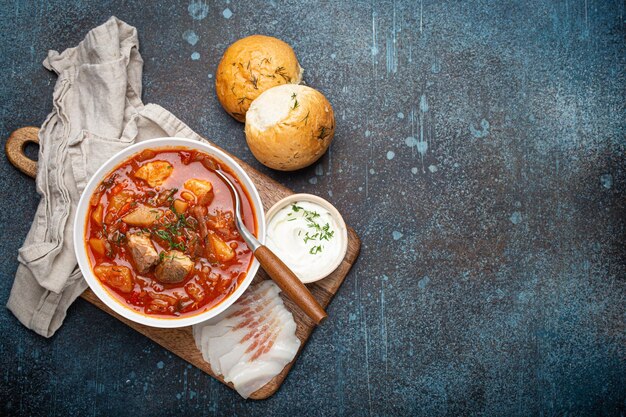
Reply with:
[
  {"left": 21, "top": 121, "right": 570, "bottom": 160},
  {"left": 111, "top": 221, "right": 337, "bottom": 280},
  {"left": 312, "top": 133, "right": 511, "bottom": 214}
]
[
  {"left": 155, "top": 250, "right": 194, "bottom": 284},
  {"left": 127, "top": 233, "right": 159, "bottom": 273}
]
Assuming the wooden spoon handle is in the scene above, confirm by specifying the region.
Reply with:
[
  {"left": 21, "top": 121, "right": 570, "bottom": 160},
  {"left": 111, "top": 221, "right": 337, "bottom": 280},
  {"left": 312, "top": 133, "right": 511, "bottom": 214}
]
[
  {"left": 6, "top": 126, "right": 40, "bottom": 178},
  {"left": 254, "top": 245, "right": 327, "bottom": 325}
]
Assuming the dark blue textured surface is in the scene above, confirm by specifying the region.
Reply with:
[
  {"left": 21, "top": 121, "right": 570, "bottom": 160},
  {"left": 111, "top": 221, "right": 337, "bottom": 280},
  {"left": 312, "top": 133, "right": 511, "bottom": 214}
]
[{"left": 1, "top": 1, "right": 625, "bottom": 415}]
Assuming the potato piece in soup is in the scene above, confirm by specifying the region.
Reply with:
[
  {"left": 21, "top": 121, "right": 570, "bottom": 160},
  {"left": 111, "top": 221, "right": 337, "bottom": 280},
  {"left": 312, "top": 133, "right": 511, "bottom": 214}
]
[
  {"left": 134, "top": 160, "right": 173, "bottom": 187},
  {"left": 122, "top": 205, "right": 162, "bottom": 227},
  {"left": 184, "top": 179, "right": 213, "bottom": 203},
  {"left": 94, "top": 265, "right": 134, "bottom": 293},
  {"left": 208, "top": 231, "right": 235, "bottom": 263}
]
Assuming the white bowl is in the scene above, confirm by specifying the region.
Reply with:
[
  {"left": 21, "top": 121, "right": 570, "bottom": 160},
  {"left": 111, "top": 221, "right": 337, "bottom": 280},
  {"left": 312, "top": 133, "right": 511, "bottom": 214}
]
[
  {"left": 73, "top": 138, "right": 266, "bottom": 328},
  {"left": 265, "top": 193, "right": 348, "bottom": 283}
]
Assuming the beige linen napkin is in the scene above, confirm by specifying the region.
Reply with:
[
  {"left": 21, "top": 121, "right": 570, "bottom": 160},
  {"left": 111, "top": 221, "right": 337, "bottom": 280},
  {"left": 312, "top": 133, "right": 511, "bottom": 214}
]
[{"left": 7, "top": 16, "right": 205, "bottom": 337}]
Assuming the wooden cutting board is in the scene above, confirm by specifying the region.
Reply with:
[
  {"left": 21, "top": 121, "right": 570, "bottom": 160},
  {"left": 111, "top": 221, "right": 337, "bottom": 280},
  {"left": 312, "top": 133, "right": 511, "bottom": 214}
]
[{"left": 6, "top": 126, "right": 361, "bottom": 400}]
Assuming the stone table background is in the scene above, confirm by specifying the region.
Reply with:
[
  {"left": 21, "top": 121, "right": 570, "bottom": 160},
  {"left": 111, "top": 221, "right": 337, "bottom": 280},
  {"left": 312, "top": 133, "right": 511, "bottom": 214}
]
[{"left": 1, "top": 1, "right": 624, "bottom": 415}]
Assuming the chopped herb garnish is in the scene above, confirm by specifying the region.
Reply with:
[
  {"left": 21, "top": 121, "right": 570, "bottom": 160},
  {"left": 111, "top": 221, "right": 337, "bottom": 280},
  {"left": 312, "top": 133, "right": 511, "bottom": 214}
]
[
  {"left": 290, "top": 93, "right": 299, "bottom": 110},
  {"left": 275, "top": 66, "right": 291, "bottom": 82},
  {"left": 303, "top": 232, "right": 319, "bottom": 244},
  {"left": 165, "top": 188, "right": 178, "bottom": 202},
  {"left": 287, "top": 204, "right": 334, "bottom": 254},
  {"left": 309, "top": 245, "right": 323, "bottom": 255},
  {"left": 317, "top": 126, "right": 331, "bottom": 141},
  {"left": 153, "top": 228, "right": 186, "bottom": 252}
]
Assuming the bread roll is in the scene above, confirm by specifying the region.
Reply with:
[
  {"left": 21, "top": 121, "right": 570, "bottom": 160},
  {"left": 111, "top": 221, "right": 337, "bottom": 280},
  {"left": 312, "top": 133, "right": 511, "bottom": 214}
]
[
  {"left": 245, "top": 84, "right": 334, "bottom": 171},
  {"left": 215, "top": 35, "right": 303, "bottom": 122}
]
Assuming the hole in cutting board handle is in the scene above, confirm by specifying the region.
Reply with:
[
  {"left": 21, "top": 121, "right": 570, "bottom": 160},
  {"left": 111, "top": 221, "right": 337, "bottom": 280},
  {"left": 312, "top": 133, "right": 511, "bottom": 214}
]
[{"left": 6, "top": 126, "right": 40, "bottom": 179}]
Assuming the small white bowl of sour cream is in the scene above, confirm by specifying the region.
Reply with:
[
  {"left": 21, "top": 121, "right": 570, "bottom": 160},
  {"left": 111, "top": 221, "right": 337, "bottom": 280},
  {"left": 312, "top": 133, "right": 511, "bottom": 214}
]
[{"left": 265, "top": 194, "right": 348, "bottom": 284}]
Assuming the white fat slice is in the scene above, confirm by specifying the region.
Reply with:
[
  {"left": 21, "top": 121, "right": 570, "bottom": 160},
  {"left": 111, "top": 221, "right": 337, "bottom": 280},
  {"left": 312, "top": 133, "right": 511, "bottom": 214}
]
[
  {"left": 205, "top": 296, "right": 282, "bottom": 374},
  {"left": 224, "top": 310, "right": 301, "bottom": 398},
  {"left": 191, "top": 280, "right": 301, "bottom": 398},
  {"left": 208, "top": 300, "right": 281, "bottom": 375},
  {"left": 218, "top": 306, "right": 283, "bottom": 377}
]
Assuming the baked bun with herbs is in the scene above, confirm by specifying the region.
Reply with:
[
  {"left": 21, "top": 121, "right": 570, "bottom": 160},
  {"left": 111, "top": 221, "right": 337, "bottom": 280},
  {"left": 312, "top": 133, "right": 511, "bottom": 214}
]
[
  {"left": 215, "top": 35, "right": 303, "bottom": 122},
  {"left": 245, "top": 84, "right": 335, "bottom": 171}
]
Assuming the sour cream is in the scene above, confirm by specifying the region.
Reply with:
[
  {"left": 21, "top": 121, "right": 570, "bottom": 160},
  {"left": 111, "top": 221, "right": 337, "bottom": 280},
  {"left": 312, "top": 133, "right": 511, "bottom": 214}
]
[{"left": 266, "top": 200, "right": 344, "bottom": 283}]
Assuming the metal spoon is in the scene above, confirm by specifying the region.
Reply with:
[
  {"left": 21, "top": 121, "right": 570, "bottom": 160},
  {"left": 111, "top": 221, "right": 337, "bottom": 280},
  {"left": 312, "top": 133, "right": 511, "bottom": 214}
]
[{"left": 213, "top": 169, "right": 327, "bottom": 325}]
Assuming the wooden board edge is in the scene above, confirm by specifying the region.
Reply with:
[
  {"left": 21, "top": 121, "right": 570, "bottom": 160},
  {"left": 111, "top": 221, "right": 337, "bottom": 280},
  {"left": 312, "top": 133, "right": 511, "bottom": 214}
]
[{"left": 9, "top": 125, "right": 364, "bottom": 401}]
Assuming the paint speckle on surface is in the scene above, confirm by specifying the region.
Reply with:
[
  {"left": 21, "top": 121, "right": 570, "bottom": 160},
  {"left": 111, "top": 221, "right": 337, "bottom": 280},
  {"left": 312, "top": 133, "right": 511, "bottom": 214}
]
[
  {"left": 419, "top": 95, "right": 429, "bottom": 113},
  {"left": 416, "top": 141, "right": 428, "bottom": 156},
  {"left": 510, "top": 211, "right": 523, "bottom": 225},
  {"left": 156, "top": 361, "right": 164, "bottom": 369},
  {"left": 386, "top": 151, "right": 395, "bottom": 160},
  {"left": 397, "top": 112, "right": 404, "bottom": 119},
  {"left": 428, "top": 165, "right": 438, "bottom": 173},
  {"left": 191, "top": 52, "right": 200, "bottom": 60},
  {"left": 600, "top": 173, "right": 613, "bottom": 189},
  {"left": 411, "top": 167, "right": 418, "bottom": 174},
  {"left": 392, "top": 231, "right": 403, "bottom": 240},
  {"left": 222, "top": 8, "right": 233, "bottom": 19},
  {"left": 418, "top": 276, "right": 430, "bottom": 290},
  {"left": 331, "top": 53, "right": 336, "bottom": 59},
  {"left": 405, "top": 136, "right": 417, "bottom": 147},
  {"left": 188, "top": 0, "right": 209, "bottom": 20},
  {"left": 470, "top": 118, "right": 490, "bottom": 138},
  {"left": 207, "top": 73, "right": 213, "bottom": 79},
  {"left": 308, "top": 177, "right": 318, "bottom": 185},
  {"left": 182, "top": 30, "right": 199, "bottom": 46}
]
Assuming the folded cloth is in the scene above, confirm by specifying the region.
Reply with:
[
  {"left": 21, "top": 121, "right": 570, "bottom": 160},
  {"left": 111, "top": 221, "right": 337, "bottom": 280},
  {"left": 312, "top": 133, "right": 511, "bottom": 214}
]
[{"left": 7, "top": 16, "right": 205, "bottom": 337}]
